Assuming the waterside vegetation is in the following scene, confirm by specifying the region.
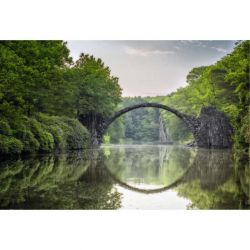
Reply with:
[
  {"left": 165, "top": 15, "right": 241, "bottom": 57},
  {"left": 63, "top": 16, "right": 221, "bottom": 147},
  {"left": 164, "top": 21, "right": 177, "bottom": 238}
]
[{"left": 0, "top": 41, "right": 249, "bottom": 157}]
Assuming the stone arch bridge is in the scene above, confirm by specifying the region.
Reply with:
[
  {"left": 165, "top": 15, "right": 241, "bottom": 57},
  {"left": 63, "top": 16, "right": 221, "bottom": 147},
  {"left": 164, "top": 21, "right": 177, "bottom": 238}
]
[{"left": 79, "top": 103, "right": 233, "bottom": 149}]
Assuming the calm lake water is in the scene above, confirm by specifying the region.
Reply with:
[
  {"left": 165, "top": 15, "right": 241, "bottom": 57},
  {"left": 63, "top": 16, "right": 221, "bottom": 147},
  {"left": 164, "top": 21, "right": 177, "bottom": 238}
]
[{"left": 0, "top": 145, "right": 249, "bottom": 209}]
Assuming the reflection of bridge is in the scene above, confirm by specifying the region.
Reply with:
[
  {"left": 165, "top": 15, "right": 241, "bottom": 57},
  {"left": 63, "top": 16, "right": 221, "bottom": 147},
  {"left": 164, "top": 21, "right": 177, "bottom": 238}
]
[
  {"left": 101, "top": 148, "right": 233, "bottom": 194},
  {"left": 79, "top": 103, "right": 233, "bottom": 149},
  {"left": 105, "top": 166, "right": 192, "bottom": 194}
]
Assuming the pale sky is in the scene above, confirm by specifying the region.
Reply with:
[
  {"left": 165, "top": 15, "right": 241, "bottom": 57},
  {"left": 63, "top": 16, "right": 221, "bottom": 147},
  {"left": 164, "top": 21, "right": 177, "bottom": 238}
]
[{"left": 66, "top": 40, "right": 235, "bottom": 97}]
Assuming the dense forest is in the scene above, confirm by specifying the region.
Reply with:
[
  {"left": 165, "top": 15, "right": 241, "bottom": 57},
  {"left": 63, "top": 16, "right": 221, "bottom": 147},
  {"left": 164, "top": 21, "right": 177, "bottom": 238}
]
[
  {"left": 0, "top": 41, "right": 121, "bottom": 155},
  {"left": 0, "top": 40, "right": 249, "bottom": 156},
  {"left": 106, "top": 41, "right": 249, "bottom": 155}
]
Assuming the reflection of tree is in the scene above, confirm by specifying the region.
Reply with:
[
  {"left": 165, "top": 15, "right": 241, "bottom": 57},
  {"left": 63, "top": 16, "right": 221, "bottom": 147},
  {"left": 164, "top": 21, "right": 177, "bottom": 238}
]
[
  {"left": 176, "top": 149, "right": 249, "bottom": 209},
  {"left": 234, "top": 153, "right": 250, "bottom": 209},
  {"left": 0, "top": 152, "right": 122, "bottom": 209},
  {"left": 183, "top": 149, "right": 233, "bottom": 189},
  {"left": 0, "top": 147, "right": 248, "bottom": 209},
  {"left": 239, "top": 166, "right": 250, "bottom": 207}
]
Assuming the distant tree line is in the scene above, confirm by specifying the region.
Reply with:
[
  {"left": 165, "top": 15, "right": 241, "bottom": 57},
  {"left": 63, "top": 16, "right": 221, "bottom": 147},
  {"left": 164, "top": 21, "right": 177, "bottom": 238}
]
[{"left": 105, "top": 97, "right": 161, "bottom": 144}]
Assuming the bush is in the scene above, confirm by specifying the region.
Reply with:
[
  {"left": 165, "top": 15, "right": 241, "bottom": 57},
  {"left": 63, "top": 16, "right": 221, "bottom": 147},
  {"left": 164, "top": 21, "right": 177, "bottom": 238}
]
[
  {"left": 0, "top": 135, "right": 9, "bottom": 154},
  {"left": 23, "top": 130, "right": 40, "bottom": 153},
  {"left": 7, "top": 137, "right": 24, "bottom": 154},
  {"left": 14, "top": 124, "right": 40, "bottom": 153},
  {"left": 233, "top": 108, "right": 250, "bottom": 157},
  {"left": 0, "top": 135, "right": 23, "bottom": 154},
  {"left": 47, "top": 125, "right": 65, "bottom": 150},
  {"left": 103, "top": 135, "right": 110, "bottom": 144},
  {"left": 29, "top": 118, "right": 55, "bottom": 152},
  {"left": 0, "top": 113, "right": 90, "bottom": 155},
  {"left": 63, "top": 118, "right": 90, "bottom": 150},
  {"left": 0, "top": 120, "right": 12, "bottom": 136},
  {"left": 35, "top": 114, "right": 67, "bottom": 151},
  {"left": 37, "top": 113, "right": 90, "bottom": 151}
]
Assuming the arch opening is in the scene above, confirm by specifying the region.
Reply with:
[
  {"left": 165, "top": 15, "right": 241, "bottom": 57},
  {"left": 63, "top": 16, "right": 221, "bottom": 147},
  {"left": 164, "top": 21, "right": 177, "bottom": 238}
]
[{"left": 103, "top": 103, "right": 198, "bottom": 145}]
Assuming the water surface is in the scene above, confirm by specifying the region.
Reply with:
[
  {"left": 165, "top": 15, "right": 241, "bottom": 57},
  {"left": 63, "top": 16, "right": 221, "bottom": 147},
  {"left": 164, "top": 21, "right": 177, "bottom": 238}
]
[{"left": 0, "top": 145, "right": 249, "bottom": 209}]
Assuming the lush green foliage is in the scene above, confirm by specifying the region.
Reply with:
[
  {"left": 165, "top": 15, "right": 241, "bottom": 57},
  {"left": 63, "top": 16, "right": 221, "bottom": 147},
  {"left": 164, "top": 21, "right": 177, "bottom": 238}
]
[
  {"left": 0, "top": 41, "right": 122, "bottom": 154},
  {"left": 159, "top": 41, "right": 249, "bottom": 150},
  {"left": 0, "top": 41, "right": 72, "bottom": 117},
  {"left": 0, "top": 114, "right": 90, "bottom": 154},
  {"left": 73, "top": 54, "right": 122, "bottom": 118}
]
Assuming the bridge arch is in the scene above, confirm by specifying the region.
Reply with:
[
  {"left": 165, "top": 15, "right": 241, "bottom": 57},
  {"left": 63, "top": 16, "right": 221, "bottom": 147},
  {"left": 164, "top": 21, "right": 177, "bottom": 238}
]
[
  {"left": 79, "top": 103, "right": 233, "bottom": 148},
  {"left": 103, "top": 102, "right": 200, "bottom": 143}
]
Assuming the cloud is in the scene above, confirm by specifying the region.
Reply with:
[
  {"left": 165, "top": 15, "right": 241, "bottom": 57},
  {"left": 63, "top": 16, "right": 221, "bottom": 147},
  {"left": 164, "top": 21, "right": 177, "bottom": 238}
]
[
  {"left": 179, "top": 41, "right": 228, "bottom": 53},
  {"left": 125, "top": 46, "right": 174, "bottom": 56},
  {"left": 210, "top": 47, "right": 228, "bottom": 53},
  {"left": 179, "top": 40, "right": 203, "bottom": 45}
]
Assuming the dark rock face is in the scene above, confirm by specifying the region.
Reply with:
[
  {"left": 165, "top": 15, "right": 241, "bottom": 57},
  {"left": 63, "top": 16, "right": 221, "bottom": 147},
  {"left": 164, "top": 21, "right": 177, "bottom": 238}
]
[
  {"left": 196, "top": 106, "right": 233, "bottom": 148},
  {"left": 79, "top": 104, "right": 233, "bottom": 149},
  {"left": 78, "top": 114, "right": 106, "bottom": 147}
]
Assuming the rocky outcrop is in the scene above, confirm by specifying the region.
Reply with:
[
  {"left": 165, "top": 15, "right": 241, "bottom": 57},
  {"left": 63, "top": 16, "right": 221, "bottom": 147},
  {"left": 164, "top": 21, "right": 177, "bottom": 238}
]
[
  {"left": 195, "top": 106, "right": 233, "bottom": 148},
  {"left": 78, "top": 113, "right": 106, "bottom": 147}
]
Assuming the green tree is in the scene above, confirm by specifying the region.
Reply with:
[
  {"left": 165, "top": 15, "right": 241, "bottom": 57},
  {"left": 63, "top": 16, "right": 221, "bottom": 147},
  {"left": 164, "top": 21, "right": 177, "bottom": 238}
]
[
  {"left": 73, "top": 54, "right": 122, "bottom": 118},
  {"left": 0, "top": 41, "right": 72, "bottom": 117}
]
